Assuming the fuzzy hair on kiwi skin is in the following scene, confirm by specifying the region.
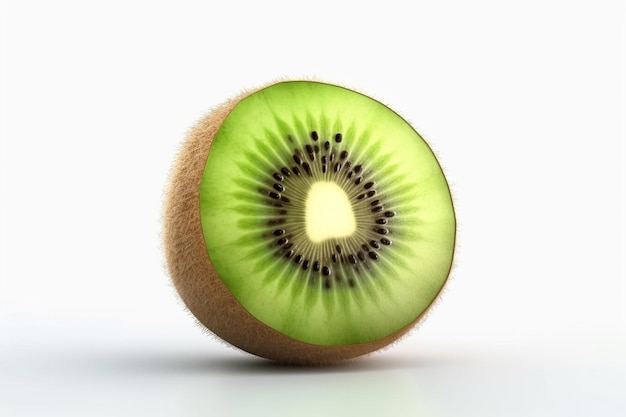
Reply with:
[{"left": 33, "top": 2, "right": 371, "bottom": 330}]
[{"left": 163, "top": 81, "right": 450, "bottom": 365}]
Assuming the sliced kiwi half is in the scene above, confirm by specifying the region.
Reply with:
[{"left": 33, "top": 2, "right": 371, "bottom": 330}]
[{"left": 163, "top": 80, "right": 456, "bottom": 365}]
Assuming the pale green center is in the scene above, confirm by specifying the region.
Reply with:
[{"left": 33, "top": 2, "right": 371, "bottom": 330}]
[{"left": 305, "top": 181, "right": 356, "bottom": 242}]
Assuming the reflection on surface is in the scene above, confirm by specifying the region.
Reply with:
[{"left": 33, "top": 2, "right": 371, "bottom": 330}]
[{"left": 1, "top": 342, "right": 625, "bottom": 417}]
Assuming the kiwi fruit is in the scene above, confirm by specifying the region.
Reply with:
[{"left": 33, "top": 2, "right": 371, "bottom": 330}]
[{"left": 163, "top": 80, "right": 455, "bottom": 365}]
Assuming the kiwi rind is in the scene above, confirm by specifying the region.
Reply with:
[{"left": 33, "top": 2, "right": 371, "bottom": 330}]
[{"left": 163, "top": 81, "right": 455, "bottom": 365}]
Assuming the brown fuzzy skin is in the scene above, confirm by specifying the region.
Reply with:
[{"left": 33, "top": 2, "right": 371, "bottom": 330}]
[{"left": 163, "top": 85, "right": 428, "bottom": 365}]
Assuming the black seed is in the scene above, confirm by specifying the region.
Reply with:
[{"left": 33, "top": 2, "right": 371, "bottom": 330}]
[
  {"left": 345, "top": 161, "right": 352, "bottom": 169},
  {"left": 273, "top": 173, "right": 284, "bottom": 182},
  {"left": 330, "top": 152, "right": 335, "bottom": 162},
  {"left": 368, "top": 251, "right": 379, "bottom": 261},
  {"left": 281, "top": 196, "right": 290, "bottom": 203},
  {"left": 361, "top": 243, "right": 369, "bottom": 251},
  {"left": 348, "top": 279, "right": 355, "bottom": 288},
  {"left": 370, "top": 240, "right": 380, "bottom": 249},
  {"left": 273, "top": 229, "right": 285, "bottom": 236},
  {"left": 334, "top": 162, "right": 341, "bottom": 172},
  {"left": 302, "top": 260, "right": 310, "bottom": 270},
  {"left": 354, "top": 177, "right": 363, "bottom": 185},
  {"left": 357, "top": 251, "right": 365, "bottom": 261},
  {"left": 335, "top": 133, "right": 342, "bottom": 143},
  {"left": 269, "top": 192, "right": 280, "bottom": 199},
  {"left": 293, "top": 154, "right": 302, "bottom": 164},
  {"left": 332, "top": 254, "right": 338, "bottom": 263},
  {"left": 311, "top": 131, "right": 319, "bottom": 141},
  {"left": 302, "top": 162, "right": 312, "bottom": 176},
  {"left": 276, "top": 237, "right": 288, "bottom": 245},
  {"left": 294, "top": 254, "right": 303, "bottom": 264},
  {"left": 375, "top": 228, "right": 389, "bottom": 235},
  {"left": 273, "top": 183, "right": 285, "bottom": 192},
  {"left": 324, "top": 141, "right": 330, "bottom": 150},
  {"left": 340, "top": 150, "right": 348, "bottom": 159},
  {"left": 336, "top": 245, "right": 342, "bottom": 254},
  {"left": 348, "top": 254, "right": 357, "bottom": 265},
  {"left": 292, "top": 166, "right": 301, "bottom": 176},
  {"left": 306, "top": 145, "right": 315, "bottom": 160},
  {"left": 281, "top": 167, "right": 291, "bottom": 176},
  {"left": 356, "top": 193, "right": 365, "bottom": 200},
  {"left": 370, "top": 200, "right": 380, "bottom": 206},
  {"left": 324, "top": 278, "right": 331, "bottom": 289},
  {"left": 367, "top": 190, "right": 376, "bottom": 197},
  {"left": 322, "top": 266, "right": 331, "bottom": 276},
  {"left": 372, "top": 206, "right": 384, "bottom": 213},
  {"left": 347, "top": 171, "right": 354, "bottom": 179},
  {"left": 278, "top": 209, "right": 288, "bottom": 215},
  {"left": 380, "top": 238, "right": 392, "bottom": 245},
  {"left": 285, "top": 250, "right": 294, "bottom": 259},
  {"left": 284, "top": 243, "right": 293, "bottom": 250},
  {"left": 354, "top": 165, "right": 362, "bottom": 174},
  {"left": 313, "top": 261, "right": 320, "bottom": 272},
  {"left": 384, "top": 211, "right": 396, "bottom": 217},
  {"left": 322, "top": 155, "right": 328, "bottom": 164},
  {"left": 376, "top": 218, "right": 387, "bottom": 225},
  {"left": 314, "top": 145, "right": 320, "bottom": 153},
  {"left": 268, "top": 218, "right": 286, "bottom": 225},
  {"left": 364, "top": 182, "right": 375, "bottom": 189},
  {"left": 322, "top": 164, "right": 327, "bottom": 173}
]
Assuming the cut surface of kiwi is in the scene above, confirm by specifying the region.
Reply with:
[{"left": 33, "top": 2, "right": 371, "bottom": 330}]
[{"left": 164, "top": 80, "right": 455, "bottom": 364}]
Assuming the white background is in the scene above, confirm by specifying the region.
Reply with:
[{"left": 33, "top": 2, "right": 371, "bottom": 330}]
[{"left": 1, "top": 1, "right": 625, "bottom": 416}]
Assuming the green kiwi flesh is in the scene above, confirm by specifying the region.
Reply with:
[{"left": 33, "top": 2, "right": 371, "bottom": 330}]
[{"left": 164, "top": 81, "right": 455, "bottom": 364}]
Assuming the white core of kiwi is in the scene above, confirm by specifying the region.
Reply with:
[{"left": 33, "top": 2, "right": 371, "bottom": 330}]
[{"left": 305, "top": 181, "right": 356, "bottom": 242}]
